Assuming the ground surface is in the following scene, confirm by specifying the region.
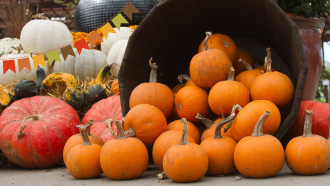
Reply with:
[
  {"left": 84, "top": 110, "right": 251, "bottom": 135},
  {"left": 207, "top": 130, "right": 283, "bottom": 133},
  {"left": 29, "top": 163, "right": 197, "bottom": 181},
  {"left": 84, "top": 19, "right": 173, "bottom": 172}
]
[{"left": 1, "top": 162, "right": 330, "bottom": 186}]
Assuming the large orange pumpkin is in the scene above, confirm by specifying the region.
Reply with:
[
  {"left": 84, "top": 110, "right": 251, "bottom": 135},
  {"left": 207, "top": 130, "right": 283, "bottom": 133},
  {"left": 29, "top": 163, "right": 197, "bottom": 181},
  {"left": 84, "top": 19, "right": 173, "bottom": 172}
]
[
  {"left": 198, "top": 32, "right": 238, "bottom": 65},
  {"left": 234, "top": 59, "right": 263, "bottom": 91},
  {"left": 208, "top": 67, "right": 250, "bottom": 116},
  {"left": 129, "top": 58, "right": 174, "bottom": 118},
  {"left": 234, "top": 48, "right": 254, "bottom": 75}
]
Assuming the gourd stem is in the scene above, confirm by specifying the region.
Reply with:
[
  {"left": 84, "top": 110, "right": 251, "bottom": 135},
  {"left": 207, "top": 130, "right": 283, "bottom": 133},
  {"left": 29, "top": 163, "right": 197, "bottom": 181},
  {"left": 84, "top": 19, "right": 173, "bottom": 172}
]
[
  {"left": 149, "top": 57, "right": 158, "bottom": 83},
  {"left": 227, "top": 67, "right": 235, "bottom": 81},
  {"left": 177, "top": 74, "right": 191, "bottom": 83},
  {"left": 238, "top": 58, "right": 253, "bottom": 71},
  {"left": 328, "top": 115, "right": 330, "bottom": 140},
  {"left": 303, "top": 110, "right": 313, "bottom": 137},
  {"left": 114, "top": 120, "right": 127, "bottom": 139},
  {"left": 251, "top": 111, "right": 271, "bottom": 137},
  {"left": 17, "top": 115, "right": 39, "bottom": 139},
  {"left": 77, "top": 124, "right": 92, "bottom": 146},
  {"left": 85, "top": 119, "right": 95, "bottom": 136},
  {"left": 106, "top": 119, "right": 136, "bottom": 139},
  {"left": 196, "top": 113, "right": 214, "bottom": 129},
  {"left": 214, "top": 113, "right": 236, "bottom": 139},
  {"left": 265, "top": 48, "right": 272, "bottom": 73},
  {"left": 202, "top": 32, "right": 212, "bottom": 52},
  {"left": 157, "top": 171, "right": 168, "bottom": 180},
  {"left": 224, "top": 104, "right": 242, "bottom": 133},
  {"left": 179, "top": 118, "right": 189, "bottom": 145}
]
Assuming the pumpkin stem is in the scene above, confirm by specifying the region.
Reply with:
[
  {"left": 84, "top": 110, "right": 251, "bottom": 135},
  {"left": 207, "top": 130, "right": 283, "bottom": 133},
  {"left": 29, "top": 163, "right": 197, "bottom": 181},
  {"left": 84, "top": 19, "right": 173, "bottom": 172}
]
[
  {"left": 251, "top": 111, "right": 271, "bottom": 137},
  {"left": 265, "top": 48, "right": 272, "bottom": 73},
  {"left": 107, "top": 119, "right": 136, "bottom": 139},
  {"left": 223, "top": 104, "right": 242, "bottom": 133},
  {"left": 77, "top": 124, "right": 92, "bottom": 145},
  {"left": 303, "top": 110, "right": 313, "bottom": 137},
  {"left": 177, "top": 74, "right": 191, "bottom": 83},
  {"left": 202, "top": 31, "right": 212, "bottom": 52},
  {"left": 113, "top": 120, "right": 128, "bottom": 139},
  {"left": 85, "top": 119, "right": 95, "bottom": 136},
  {"left": 149, "top": 57, "right": 158, "bottom": 83},
  {"left": 196, "top": 113, "right": 214, "bottom": 129},
  {"left": 157, "top": 171, "right": 168, "bottom": 180},
  {"left": 179, "top": 118, "right": 189, "bottom": 145},
  {"left": 17, "top": 115, "right": 39, "bottom": 139},
  {"left": 106, "top": 119, "right": 115, "bottom": 136},
  {"left": 238, "top": 58, "right": 253, "bottom": 71},
  {"left": 219, "top": 106, "right": 224, "bottom": 120},
  {"left": 214, "top": 112, "right": 236, "bottom": 139},
  {"left": 227, "top": 67, "right": 235, "bottom": 81}
]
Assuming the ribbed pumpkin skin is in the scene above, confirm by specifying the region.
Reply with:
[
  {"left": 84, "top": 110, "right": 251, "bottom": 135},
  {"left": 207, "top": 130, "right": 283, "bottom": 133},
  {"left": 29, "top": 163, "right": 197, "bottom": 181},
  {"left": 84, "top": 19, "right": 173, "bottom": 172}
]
[
  {"left": 250, "top": 71, "right": 294, "bottom": 109},
  {"left": 285, "top": 135, "right": 330, "bottom": 175},
  {"left": 234, "top": 48, "right": 254, "bottom": 75},
  {"left": 82, "top": 96, "right": 122, "bottom": 142},
  {"left": 167, "top": 120, "right": 200, "bottom": 144},
  {"left": 0, "top": 96, "right": 80, "bottom": 168},
  {"left": 198, "top": 34, "right": 238, "bottom": 65},
  {"left": 152, "top": 130, "right": 196, "bottom": 171},
  {"left": 234, "top": 135, "right": 285, "bottom": 178},
  {"left": 234, "top": 70, "right": 263, "bottom": 91},
  {"left": 129, "top": 83, "right": 174, "bottom": 118},
  {"left": 100, "top": 137, "right": 149, "bottom": 180},
  {"left": 175, "top": 86, "right": 209, "bottom": 123},
  {"left": 208, "top": 81, "right": 249, "bottom": 116},
  {"left": 230, "top": 100, "right": 281, "bottom": 142},
  {"left": 190, "top": 49, "right": 232, "bottom": 88},
  {"left": 124, "top": 104, "right": 167, "bottom": 147}
]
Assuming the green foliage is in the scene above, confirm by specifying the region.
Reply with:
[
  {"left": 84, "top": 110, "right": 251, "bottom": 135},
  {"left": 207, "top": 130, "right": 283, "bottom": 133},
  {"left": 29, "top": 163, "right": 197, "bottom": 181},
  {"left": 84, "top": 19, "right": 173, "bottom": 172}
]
[
  {"left": 315, "top": 66, "right": 330, "bottom": 102},
  {"left": 275, "top": 0, "right": 330, "bottom": 20}
]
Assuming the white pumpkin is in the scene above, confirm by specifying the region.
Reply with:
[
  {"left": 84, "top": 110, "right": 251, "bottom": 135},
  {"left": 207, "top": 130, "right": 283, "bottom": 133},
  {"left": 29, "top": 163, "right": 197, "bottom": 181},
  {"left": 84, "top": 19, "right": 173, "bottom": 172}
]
[
  {"left": 101, "top": 27, "right": 133, "bottom": 55},
  {"left": 50, "top": 48, "right": 107, "bottom": 81},
  {"left": 20, "top": 20, "right": 74, "bottom": 55},
  {"left": 0, "top": 54, "right": 49, "bottom": 85},
  {"left": 107, "top": 39, "right": 128, "bottom": 78}
]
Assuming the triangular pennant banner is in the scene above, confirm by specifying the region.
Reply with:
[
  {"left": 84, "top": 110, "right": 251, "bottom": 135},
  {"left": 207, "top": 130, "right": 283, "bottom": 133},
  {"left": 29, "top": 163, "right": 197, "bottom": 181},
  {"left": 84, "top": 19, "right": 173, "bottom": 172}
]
[
  {"left": 46, "top": 50, "right": 61, "bottom": 66},
  {"left": 87, "top": 31, "right": 102, "bottom": 47},
  {"left": 74, "top": 38, "right": 90, "bottom": 55},
  {"left": 100, "top": 23, "right": 116, "bottom": 40},
  {"left": 17, "top": 58, "right": 31, "bottom": 72},
  {"left": 3, "top": 60, "right": 15, "bottom": 74},
  {"left": 32, "top": 55, "right": 47, "bottom": 69},
  {"left": 111, "top": 13, "right": 129, "bottom": 31},
  {"left": 60, "top": 45, "right": 76, "bottom": 61},
  {"left": 123, "top": 3, "right": 140, "bottom": 20}
]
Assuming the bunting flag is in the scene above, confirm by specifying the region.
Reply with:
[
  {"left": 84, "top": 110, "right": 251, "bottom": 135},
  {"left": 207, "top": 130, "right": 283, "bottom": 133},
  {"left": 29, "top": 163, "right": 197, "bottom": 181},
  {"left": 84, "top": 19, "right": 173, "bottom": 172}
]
[
  {"left": 100, "top": 22, "right": 116, "bottom": 39},
  {"left": 112, "top": 13, "right": 129, "bottom": 30},
  {"left": 61, "top": 45, "right": 76, "bottom": 60},
  {"left": 74, "top": 38, "right": 90, "bottom": 55},
  {"left": 87, "top": 31, "right": 102, "bottom": 47},
  {"left": 123, "top": 3, "right": 140, "bottom": 20},
  {"left": 3, "top": 60, "right": 15, "bottom": 74},
  {"left": 17, "top": 58, "right": 31, "bottom": 72},
  {"left": 46, "top": 50, "right": 61, "bottom": 66},
  {"left": 32, "top": 55, "right": 47, "bottom": 69}
]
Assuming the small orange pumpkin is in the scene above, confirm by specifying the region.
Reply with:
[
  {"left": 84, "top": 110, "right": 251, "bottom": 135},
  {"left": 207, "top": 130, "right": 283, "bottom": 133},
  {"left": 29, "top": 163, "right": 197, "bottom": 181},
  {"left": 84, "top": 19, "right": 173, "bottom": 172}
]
[
  {"left": 234, "top": 59, "right": 263, "bottom": 91},
  {"left": 234, "top": 48, "right": 254, "bottom": 75},
  {"left": 111, "top": 79, "right": 119, "bottom": 95},
  {"left": 167, "top": 120, "right": 200, "bottom": 144}
]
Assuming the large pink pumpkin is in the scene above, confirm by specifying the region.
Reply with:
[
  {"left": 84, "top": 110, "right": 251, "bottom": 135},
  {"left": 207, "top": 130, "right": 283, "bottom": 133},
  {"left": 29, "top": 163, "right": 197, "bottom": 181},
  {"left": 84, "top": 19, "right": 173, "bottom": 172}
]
[
  {"left": 0, "top": 96, "right": 80, "bottom": 168},
  {"left": 82, "top": 95, "right": 122, "bottom": 142}
]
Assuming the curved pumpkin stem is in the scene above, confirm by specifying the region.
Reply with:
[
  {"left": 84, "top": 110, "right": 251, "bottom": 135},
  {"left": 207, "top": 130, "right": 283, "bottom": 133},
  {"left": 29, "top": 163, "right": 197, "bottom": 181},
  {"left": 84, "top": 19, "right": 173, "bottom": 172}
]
[
  {"left": 106, "top": 119, "right": 135, "bottom": 139},
  {"left": 85, "top": 119, "right": 95, "bottom": 136},
  {"left": 265, "top": 48, "right": 272, "bottom": 73},
  {"left": 227, "top": 67, "right": 235, "bottom": 81},
  {"left": 179, "top": 118, "right": 189, "bottom": 145},
  {"left": 202, "top": 31, "right": 212, "bottom": 52},
  {"left": 223, "top": 104, "right": 242, "bottom": 133},
  {"left": 17, "top": 115, "right": 39, "bottom": 139},
  {"left": 178, "top": 74, "right": 191, "bottom": 84},
  {"left": 303, "top": 110, "right": 313, "bottom": 137},
  {"left": 157, "top": 171, "right": 168, "bottom": 180},
  {"left": 238, "top": 58, "right": 253, "bottom": 71},
  {"left": 149, "top": 57, "right": 158, "bottom": 83},
  {"left": 251, "top": 110, "right": 271, "bottom": 137},
  {"left": 214, "top": 113, "right": 236, "bottom": 139},
  {"left": 77, "top": 124, "right": 92, "bottom": 145},
  {"left": 196, "top": 113, "right": 214, "bottom": 129}
]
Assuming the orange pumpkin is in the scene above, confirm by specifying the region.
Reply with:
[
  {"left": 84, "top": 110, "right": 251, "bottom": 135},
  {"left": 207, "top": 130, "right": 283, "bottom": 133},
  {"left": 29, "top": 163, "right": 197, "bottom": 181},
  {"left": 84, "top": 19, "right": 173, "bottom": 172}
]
[
  {"left": 234, "top": 48, "right": 254, "bottom": 75},
  {"left": 63, "top": 119, "right": 104, "bottom": 165},
  {"left": 111, "top": 79, "right": 119, "bottom": 95},
  {"left": 175, "top": 86, "right": 209, "bottom": 123},
  {"left": 250, "top": 48, "right": 294, "bottom": 109},
  {"left": 286, "top": 110, "right": 330, "bottom": 175},
  {"left": 163, "top": 118, "right": 208, "bottom": 182},
  {"left": 234, "top": 59, "right": 263, "bottom": 91},
  {"left": 171, "top": 84, "right": 185, "bottom": 96},
  {"left": 198, "top": 32, "right": 238, "bottom": 65},
  {"left": 190, "top": 32, "right": 232, "bottom": 88},
  {"left": 208, "top": 67, "right": 250, "bottom": 116},
  {"left": 167, "top": 120, "right": 200, "bottom": 144},
  {"left": 129, "top": 58, "right": 174, "bottom": 118},
  {"left": 234, "top": 111, "right": 285, "bottom": 178},
  {"left": 100, "top": 120, "right": 148, "bottom": 180},
  {"left": 124, "top": 104, "right": 167, "bottom": 147},
  {"left": 66, "top": 124, "right": 103, "bottom": 179}
]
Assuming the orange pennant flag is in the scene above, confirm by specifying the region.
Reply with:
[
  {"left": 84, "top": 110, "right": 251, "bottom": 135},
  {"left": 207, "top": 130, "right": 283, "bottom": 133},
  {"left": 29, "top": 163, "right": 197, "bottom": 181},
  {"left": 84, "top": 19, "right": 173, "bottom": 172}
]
[
  {"left": 100, "top": 22, "right": 116, "bottom": 39},
  {"left": 3, "top": 60, "right": 15, "bottom": 74},
  {"left": 87, "top": 31, "right": 102, "bottom": 47},
  {"left": 17, "top": 58, "right": 31, "bottom": 72},
  {"left": 123, "top": 3, "right": 140, "bottom": 20},
  {"left": 74, "top": 38, "right": 90, "bottom": 55},
  {"left": 32, "top": 55, "right": 47, "bottom": 69}
]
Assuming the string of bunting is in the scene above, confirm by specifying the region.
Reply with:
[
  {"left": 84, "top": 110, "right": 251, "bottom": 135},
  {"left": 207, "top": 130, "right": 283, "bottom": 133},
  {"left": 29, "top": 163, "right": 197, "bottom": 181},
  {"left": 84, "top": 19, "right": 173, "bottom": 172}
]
[{"left": 1, "top": 0, "right": 140, "bottom": 75}]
